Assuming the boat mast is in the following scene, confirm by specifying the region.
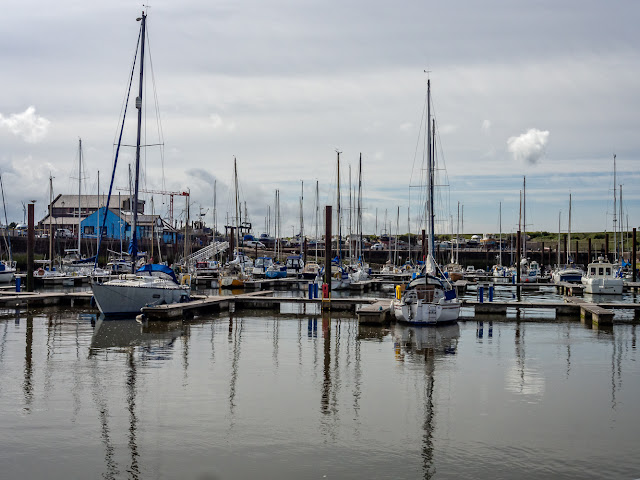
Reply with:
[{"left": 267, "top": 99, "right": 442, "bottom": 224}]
[
  {"left": 426, "top": 77, "right": 436, "bottom": 262},
  {"left": 234, "top": 157, "right": 240, "bottom": 260},
  {"left": 523, "top": 176, "right": 526, "bottom": 260},
  {"left": 130, "top": 11, "right": 146, "bottom": 273},
  {"left": 49, "top": 175, "right": 53, "bottom": 271},
  {"left": 620, "top": 184, "right": 623, "bottom": 262},
  {"left": 557, "top": 211, "right": 561, "bottom": 266},
  {"left": 499, "top": 202, "right": 502, "bottom": 267},
  {"left": 77, "top": 138, "right": 82, "bottom": 254},
  {"left": 568, "top": 193, "right": 572, "bottom": 263},
  {"left": 300, "top": 180, "right": 304, "bottom": 255},
  {"left": 358, "top": 154, "right": 363, "bottom": 262},
  {"left": 315, "top": 180, "right": 319, "bottom": 262},
  {"left": 613, "top": 154, "right": 617, "bottom": 262},
  {"left": 336, "top": 149, "right": 341, "bottom": 263},
  {"left": 456, "top": 201, "right": 460, "bottom": 265}
]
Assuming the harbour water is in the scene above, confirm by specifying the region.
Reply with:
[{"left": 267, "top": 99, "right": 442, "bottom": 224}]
[{"left": 0, "top": 303, "right": 638, "bottom": 479}]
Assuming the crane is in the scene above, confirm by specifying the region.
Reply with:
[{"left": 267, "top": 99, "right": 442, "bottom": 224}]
[{"left": 116, "top": 187, "right": 189, "bottom": 227}]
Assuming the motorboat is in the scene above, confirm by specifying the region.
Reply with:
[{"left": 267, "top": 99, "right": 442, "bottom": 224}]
[{"left": 581, "top": 257, "right": 623, "bottom": 294}]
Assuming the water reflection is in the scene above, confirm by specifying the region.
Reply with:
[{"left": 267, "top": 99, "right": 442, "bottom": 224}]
[
  {"left": 89, "top": 317, "right": 183, "bottom": 359},
  {"left": 392, "top": 323, "right": 460, "bottom": 360},
  {"left": 392, "top": 323, "right": 460, "bottom": 479},
  {"left": 23, "top": 312, "right": 33, "bottom": 412}
]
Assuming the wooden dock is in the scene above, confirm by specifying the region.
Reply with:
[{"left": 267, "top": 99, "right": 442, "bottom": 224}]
[
  {"left": 140, "top": 291, "right": 381, "bottom": 320},
  {"left": 0, "top": 290, "right": 92, "bottom": 308},
  {"left": 356, "top": 301, "right": 393, "bottom": 324}
]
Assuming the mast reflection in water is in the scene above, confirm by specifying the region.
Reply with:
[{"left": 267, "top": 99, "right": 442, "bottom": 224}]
[{"left": 0, "top": 311, "right": 639, "bottom": 479}]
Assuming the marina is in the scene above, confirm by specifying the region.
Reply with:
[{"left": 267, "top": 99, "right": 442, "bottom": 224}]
[{"left": 2, "top": 3, "right": 640, "bottom": 479}]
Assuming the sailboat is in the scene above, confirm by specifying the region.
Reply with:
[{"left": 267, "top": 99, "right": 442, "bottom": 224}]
[
  {"left": 552, "top": 194, "right": 583, "bottom": 284},
  {"left": 331, "top": 150, "right": 351, "bottom": 290},
  {"left": 0, "top": 175, "right": 16, "bottom": 282},
  {"left": 91, "top": 11, "right": 190, "bottom": 316},
  {"left": 392, "top": 77, "right": 460, "bottom": 325}
]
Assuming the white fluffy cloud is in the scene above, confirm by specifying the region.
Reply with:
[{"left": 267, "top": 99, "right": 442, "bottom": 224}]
[
  {"left": 507, "top": 128, "right": 549, "bottom": 165},
  {"left": 0, "top": 106, "right": 50, "bottom": 143}
]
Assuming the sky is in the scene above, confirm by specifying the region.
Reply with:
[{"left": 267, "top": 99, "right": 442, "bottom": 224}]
[{"left": 1, "top": 0, "right": 639, "bottom": 238}]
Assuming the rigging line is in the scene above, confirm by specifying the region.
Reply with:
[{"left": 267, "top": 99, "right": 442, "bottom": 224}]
[
  {"left": 145, "top": 28, "right": 167, "bottom": 192},
  {"left": 95, "top": 23, "right": 142, "bottom": 269},
  {"left": 409, "top": 89, "right": 429, "bottom": 191}
]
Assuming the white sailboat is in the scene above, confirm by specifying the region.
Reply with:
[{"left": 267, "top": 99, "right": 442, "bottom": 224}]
[
  {"left": 392, "top": 77, "right": 460, "bottom": 325},
  {"left": 91, "top": 11, "right": 190, "bottom": 316},
  {"left": 0, "top": 174, "right": 16, "bottom": 282},
  {"left": 552, "top": 194, "right": 583, "bottom": 284}
]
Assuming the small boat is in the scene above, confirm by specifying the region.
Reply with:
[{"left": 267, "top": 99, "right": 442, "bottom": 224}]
[
  {"left": 92, "top": 264, "right": 190, "bottom": 315},
  {"left": 194, "top": 260, "right": 220, "bottom": 277},
  {"left": 252, "top": 256, "right": 273, "bottom": 277},
  {"left": 581, "top": 257, "right": 623, "bottom": 294},
  {"left": 444, "top": 263, "right": 463, "bottom": 281},
  {"left": 520, "top": 258, "right": 540, "bottom": 283},
  {"left": 285, "top": 254, "right": 304, "bottom": 277},
  {"left": 552, "top": 266, "right": 584, "bottom": 284},
  {"left": 265, "top": 263, "right": 287, "bottom": 279},
  {"left": 219, "top": 263, "right": 251, "bottom": 287},
  {"left": 331, "top": 265, "right": 351, "bottom": 290},
  {"left": 301, "top": 261, "right": 321, "bottom": 281},
  {"left": 0, "top": 260, "right": 16, "bottom": 283}
]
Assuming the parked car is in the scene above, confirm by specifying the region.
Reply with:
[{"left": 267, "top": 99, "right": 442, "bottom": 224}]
[
  {"left": 244, "top": 240, "right": 265, "bottom": 248},
  {"left": 371, "top": 243, "right": 384, "bottom": 250},
  {"left": 55, "top": 228, "right": 74, "bottom": 239}
]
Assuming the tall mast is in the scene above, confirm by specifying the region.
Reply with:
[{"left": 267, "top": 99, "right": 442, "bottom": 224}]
[
  {"left": 523, "top": 176, "right": 526, "bottom": 259},
  {"left": 49, "top": 175, "right": 53, "bottom": 271},
  {"left": 358, "top": 154, "right": 363, "bottom": 262},
  {"left": 77, "top": 138, "right": 82, "bottom": 253},
  {"left": 315, "top": 180, "right": 319, "bottom": 262},
  {"left": 213, "top": 179, "right": 217, "bottom": 245},
  {"left": 234, "top": 157, "right": 240, "bottom": 256},
  {"left": 568, "top": 193, "right": 572, "bottom": 263},
  {"left": 336, "top": 150, "right": 342, "bottom": 262},
  {"left": 300, "top": 180, "right": 304, "bottom": 254},
  {"left": 456, "top": 201, "right": 460, "bottom": 264},
  {"left": 620, "top": 184, "right": 623, "bottom": 261},
  {"left": 613, "top": 154, "right": 617, "bottom": 261},
  {"left": 499, "top": 202, "right": 502, "bottom": 267},
  {"left": 130, "top": 11, "right": 146, "bottom": 272},
  {"left": 557, "top": 211, "right": 561, "bottom": 266}
]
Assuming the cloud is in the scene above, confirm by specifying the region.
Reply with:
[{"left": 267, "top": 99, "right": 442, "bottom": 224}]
[
  {"left": 507, "top": 128, "right": 549, "bottom": 165},
  {"left": 0, "top": 106, "right": 50, "bottom": 143},
  {"left": 210, "top": 113, "right": 237, "bottom": 132},
  {"left": 481, "top": 119, "right": 491, "bottom": 133}
]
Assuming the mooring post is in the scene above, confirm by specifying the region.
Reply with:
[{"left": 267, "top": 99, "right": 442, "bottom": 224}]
[
  {"left": 633, "top": 228, "right": 637, "bottom": 283},
  {"left": 27, "top": 203, "right": 35, "bottom": 292},
  {"left": 323, "top": 206, "right": 332, "bottom": 305},
  {"left": 516, "top": 230, "right": 522, "bottom": 299}
]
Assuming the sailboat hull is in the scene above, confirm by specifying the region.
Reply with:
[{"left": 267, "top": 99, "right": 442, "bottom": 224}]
[
  {"left": 91, "top": 278, "right": 190, "bottom": 316},
  {"left": 393, "top": 299, "right": 460, "bottom": 325}
]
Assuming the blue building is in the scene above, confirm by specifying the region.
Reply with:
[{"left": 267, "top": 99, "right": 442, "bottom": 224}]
[{"left": 80, "top": 207, "right": 178, "bottom": 243}]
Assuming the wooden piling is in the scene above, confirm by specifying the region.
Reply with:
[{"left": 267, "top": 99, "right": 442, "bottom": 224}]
[
  {"left": 633, "top": 228, "right": 637, "bottom": 283},
  {"left": 27, "top": 203, "right": 34, "bottom": 292},
  {"left": 324, "top": 206, "right": 332, "bottom": 286}
]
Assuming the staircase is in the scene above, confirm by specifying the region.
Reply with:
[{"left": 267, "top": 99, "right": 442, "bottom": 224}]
[{"left": 185, "top": 241, "right": 229, "bottom": 265}]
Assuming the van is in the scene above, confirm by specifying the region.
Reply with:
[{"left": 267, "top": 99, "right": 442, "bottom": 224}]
[{"left": 55, "top": 228, "right": 74, "bottom": 239}]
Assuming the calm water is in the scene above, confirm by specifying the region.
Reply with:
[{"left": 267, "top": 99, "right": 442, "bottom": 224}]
[{"left": 0, "top": 306, "right": 638, "bottom": 479}]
